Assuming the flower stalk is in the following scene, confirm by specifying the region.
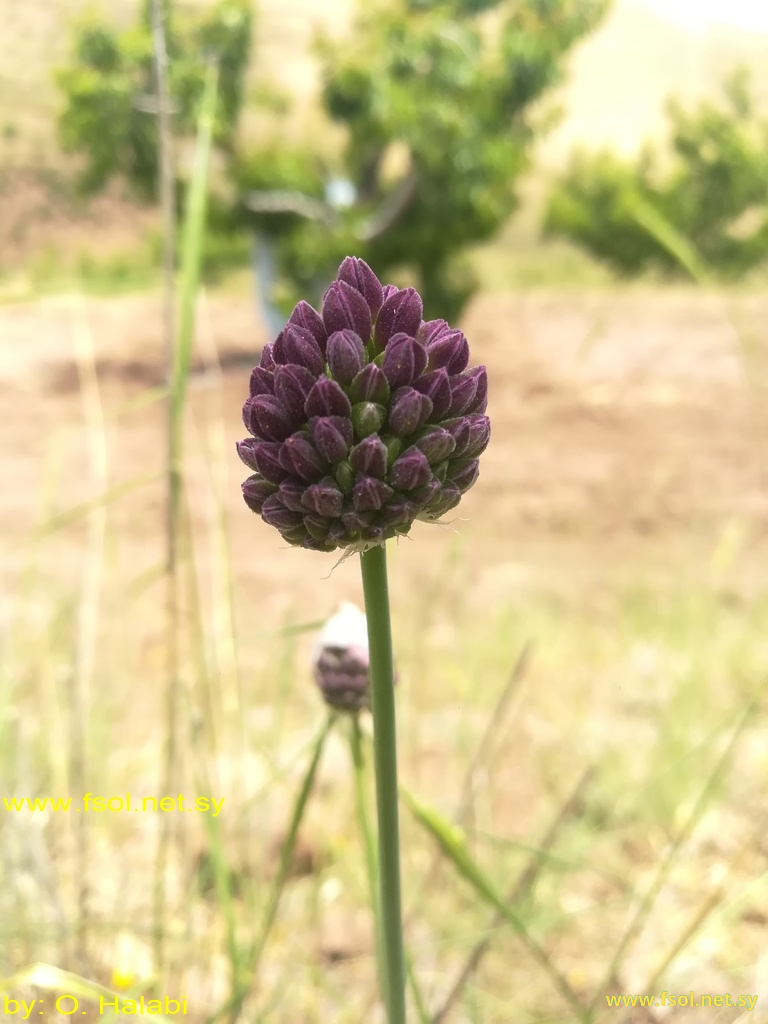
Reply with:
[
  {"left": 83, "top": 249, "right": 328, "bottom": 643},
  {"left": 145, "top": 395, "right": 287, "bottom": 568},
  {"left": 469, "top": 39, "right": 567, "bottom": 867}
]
[{"left": 360, "top": 543, "right": 406, "bottom": 1024}]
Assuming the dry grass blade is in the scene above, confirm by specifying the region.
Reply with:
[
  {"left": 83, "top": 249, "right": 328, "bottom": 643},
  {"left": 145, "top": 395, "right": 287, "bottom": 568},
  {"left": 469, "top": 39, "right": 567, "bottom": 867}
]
[
  {"left": 430, "top": 765, "right": 595, "bottom": 1024},
  {"left": 591, "top": 699, "right": 757, "bottom": 1017}
]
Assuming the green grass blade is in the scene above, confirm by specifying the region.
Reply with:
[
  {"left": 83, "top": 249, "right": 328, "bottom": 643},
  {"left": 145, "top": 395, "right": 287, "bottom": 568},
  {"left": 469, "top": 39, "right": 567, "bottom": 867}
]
[
  {"left": 401, "top": 786, "right": 587, "bottom": 1020},
  {"left": 629, "top": 196, "right": 712, "bottom": 285}
]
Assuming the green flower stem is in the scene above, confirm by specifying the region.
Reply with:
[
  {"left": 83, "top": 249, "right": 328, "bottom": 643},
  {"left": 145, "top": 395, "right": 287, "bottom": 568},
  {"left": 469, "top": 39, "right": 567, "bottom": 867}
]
[
  {"left": 349, "top": 717, "right": 386, "bottom": 1002},
  {"left": 359, "top": 543, "right": 406, "bottom": 1024}
]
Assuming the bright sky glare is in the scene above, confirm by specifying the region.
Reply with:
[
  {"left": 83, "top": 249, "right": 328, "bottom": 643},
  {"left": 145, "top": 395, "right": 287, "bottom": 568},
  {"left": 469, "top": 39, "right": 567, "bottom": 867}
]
[{"left": 637, "top": 0, "right": 768, "bottom": 32}]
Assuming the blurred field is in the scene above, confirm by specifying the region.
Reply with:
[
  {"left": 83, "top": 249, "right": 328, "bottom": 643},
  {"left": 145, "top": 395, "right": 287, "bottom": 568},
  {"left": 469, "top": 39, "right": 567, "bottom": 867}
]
[
  {"left": 2, "top": 278, "right": 767, "bottom": 1020},
  {"left": 2, "top": 0, "right": 768, "bottom": 1021}
]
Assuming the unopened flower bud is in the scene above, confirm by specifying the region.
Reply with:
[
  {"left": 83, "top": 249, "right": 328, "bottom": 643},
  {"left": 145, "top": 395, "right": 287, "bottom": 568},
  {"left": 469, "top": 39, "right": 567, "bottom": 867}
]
[
  {"left": 374, "top": 287, "right": 423, "bottom": 352},
  {"left": 242, "top": 475, "right": 278, "bottom": 514},
  {"left": 301, "top": 477, "right": 345, "bottom": 518},
  {"left": 349, "top": 364, "right": 390, "bottom": 405},
  {"left": 278, "top": 433, "right": 327, "bottom": 481},
  {"left": 322, "top": 280, "right": 372, "bottom": 341},
  {"left": 447, "top": 457, "right": 480, "bottom": 493},
  {"left": 388, "top": 387, "right": 433, "bottom": 437},
  {"left": 288, "top": 300, "right": 328, "bottom": 353},
  {"left": 305, "top": 376, "right": 352, "bottom": 419},
  {"left": 351, "top": 402, "right": 386, "bottom": 439},
  {"left": 281, "top": 325, "right": 325, "bottom": 376},
  {"left": 338, "top": 257, "right": 385, "bottom": 318},
  {"left": 413, "top": 368, "right": 452, "bottom": 420},
  {"left": 312, "top": 602, "right": 371, "bottom": 713},
  {"left": 274, "top": 364, "right": 316, "bottom": 421},
  {"left": 350, "top": 435, "right": 388, "bottom": 478},
  {"left": 261, "top": 494, "right": 305, "bottom": 531},
  {"left": 244, "top": 395, "right": 296, "bottom": 442},
  {"left": 249, "top": 366, "right": 274, "bottom": 397},
  {"left": 412, "top": 426, "right": 456, "bottom": 464},
  {"left": 448, "top": 372, "right": 480, "bottom": 417},
  {"left": 277, "top": 479, "right": 307, "bottom": 512},
  {"left": 249, "top": 440, "right": 289, "bottom": 483},
  {"left": 309, "top": 416, "right": 353, "bottom": 464},
  {"left": 327, "top": 329, "right": 366, "bottom": 385},
  {"left": 381, "top": 333, "right": 428, "bottom": 388},
  {"left": 425, "top": 328, "right": 470, "bottom": 374},
  {"left": 353, "top": 476, "right": 394, "bottom": 513},
  {"left": 390, "top": 448, "right": 432, "bottom": 491}
]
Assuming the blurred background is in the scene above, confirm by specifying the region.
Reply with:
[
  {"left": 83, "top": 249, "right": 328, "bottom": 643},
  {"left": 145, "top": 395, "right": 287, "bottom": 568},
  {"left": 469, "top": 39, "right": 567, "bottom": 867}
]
[{"left": 2, "top": 0, "right": 768, "bottom": 1021}]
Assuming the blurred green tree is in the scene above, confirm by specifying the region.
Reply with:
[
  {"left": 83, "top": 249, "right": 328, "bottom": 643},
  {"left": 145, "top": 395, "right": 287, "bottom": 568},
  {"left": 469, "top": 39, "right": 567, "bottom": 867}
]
[
  {"left": 544, "top": 69, "right": 768, "bottom": 280},
  {"left": 234, "top": 0, "right": 610, "bottom": 320},
  {"left": 56, "top": 0, "right": 252, "bottom": 200}
]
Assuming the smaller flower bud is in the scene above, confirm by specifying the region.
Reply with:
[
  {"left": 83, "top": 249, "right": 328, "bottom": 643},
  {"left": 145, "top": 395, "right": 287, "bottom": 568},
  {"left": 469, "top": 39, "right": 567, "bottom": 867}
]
[
  {"left": 432, "top": 459, "right": 449, "bottom": 483},
  {"left": 417, "top": 319, "right": 451, "bottom": 345},
  {"left": 303, "top": 535, "right": 336, "bottom": 552},
  {"left": 261, "top": 494, "right": 305, "bottom": 531},
  {"left": 465, "top": 365, "right": 488, "bottom": 415},
  {"left": 281, "top": 325, "right": 325, "bottom": 376},
  {"left": 413, "top": 368, "right": 452, "bottom": 420},
  {"left": 381, "top": 284, "right": 399, "bottom": 303},
  {"left": 334, "top": 458, "right": 355, "bottom": 495},
  {"left": 381, "top": 333, "right": 428, "bottom": 388},
  {"left": 288, "top": 300, "right": 327, "bottom": 352},
  {"left": 377, "top": 496, "right": 416, "bottom": 528},
  {"left": 242, "top": 475, "right": 278, "bottom": 514},
  {"left": 312, "top": 602, "right": 371, "bottom": 713},
  {"left": 337, "top": 257, "right": 385, "bottom": 318},
  {"left": 259, "top": 342, "right": 276, "bottom": 370},
  {"left": 425, "top": 328, "right": 470, "bottom": 374},
  {"left": 249, "top": 440, "right": 289, "bottom": 483},
  {"left": 279, "top": 433, "right": 328, "bottom": 482},
  {"left": 442, "top": 416, "right": 471, "bottom": 455},
  {"left": 412, "top": 426, "right": 456, "bottom": 464},
  {"left": 447, "top": 457, "right": 480, "bottom": 493},
  {"left": 281, "top": 524, "right": 310, "bottom": 546},
  {"left": 277, "top": 479, "right": 308, "bottom": 512},
  {"left": 249, "top": 366, "right": 274, "bottom": 397},
  {"left": 350, "top": 435, "right": 388, "bottom": 478},
  {"left": 342, "top": 509, "right": 376, "bottom": 536},
  {"left": 408, "top": 478, "right": 442, "bottom": 508},
  {"left": 374, "top": 288, "right": 423, "bottom": 352},
  {"left": 448, "top": 372, "right": 480, "bottom": 417},
  {"left": 326, "top": 329, "right": 366, "bottom": 385},
  {"left": 271, "top": 331, "right": 287, "bottom": 364},
  {"left": 322, "top": 280, "right": 373, "bottom": 342},
  {"left": 274, "top": 364, "right": 316, "bottom": 421},
  {"left": 353, "top": 476, "right": 394, "bottom": 513},
  {"left": 236, "top": 438, "right": 261, "bottom": 473},
  {"left": 305, "top": 376, "right": 352, "bottom": 419},
  {"left": 309, "top": 416, "right": 353, "bottom": 464},
  {"left": 302, "top": 477, "right": 345, "bottom": 518},
  {"left": 384, "top": 436, "right": 404, "bottom": 469},
  {"left": 351, "top": 402, "right": 386, "bottom": 439},
  {"left": 243, "top": 395, "right": 296, "bottom": 441},
  {"left": 388, "top": 387, "right": 433, "bottom": 438},
  {"left": 303, "top": 513, "right": 333, "bottom": 541},
  {"left": 349, "top": 363, "right": 390, "bottom": 405},
  {"left": 423, "top": 482, "right": 462, "bottom": 517},
  {"left": 461, "top": 415, "right": 491, "bottom": 458},
  {"left": 390, "top": 448, "right": 433, "bottom": 491}
]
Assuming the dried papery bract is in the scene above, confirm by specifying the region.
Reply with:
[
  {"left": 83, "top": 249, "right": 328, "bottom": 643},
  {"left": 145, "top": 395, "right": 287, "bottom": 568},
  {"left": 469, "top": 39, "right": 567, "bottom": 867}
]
[{"left": 237, "top": 258, "right": 489, "bottom": 553}]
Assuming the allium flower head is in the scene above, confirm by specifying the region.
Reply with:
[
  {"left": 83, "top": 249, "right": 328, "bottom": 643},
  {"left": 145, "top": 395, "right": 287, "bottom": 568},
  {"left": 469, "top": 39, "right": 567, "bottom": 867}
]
[
  {"left": 312, "top": 602, "right": 371, "bottom": 713},
  {"left": 238, "top": 257, "right": 490, "bottom": 552}
]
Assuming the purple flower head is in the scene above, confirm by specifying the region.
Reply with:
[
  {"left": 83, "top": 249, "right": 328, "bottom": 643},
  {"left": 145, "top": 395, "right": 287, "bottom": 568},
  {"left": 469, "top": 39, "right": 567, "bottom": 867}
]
[
  {"left": 237, "top": 257, "right": 489, "bottom": 550},
  {"left": 312, "top": 603, "right": 375, "bottom": 714}
]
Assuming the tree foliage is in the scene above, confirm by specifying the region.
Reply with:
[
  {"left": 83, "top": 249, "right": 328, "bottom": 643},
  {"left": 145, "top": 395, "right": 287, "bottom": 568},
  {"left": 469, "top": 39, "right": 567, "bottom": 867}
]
[
  {"left": 56, "top": 0, "right": 252, "bottom": 199},
  {"left": 235, "top": 0, "right": 608, "bottom": 319},
  {"left": 545, "top": 69, "right": 768, "bottom": 279}
]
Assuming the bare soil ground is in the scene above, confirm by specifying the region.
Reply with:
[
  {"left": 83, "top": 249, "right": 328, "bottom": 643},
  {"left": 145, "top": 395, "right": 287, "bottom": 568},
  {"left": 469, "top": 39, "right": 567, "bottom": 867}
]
[{"left": 1, "top": 285, "right": 765, "bottom": 610}]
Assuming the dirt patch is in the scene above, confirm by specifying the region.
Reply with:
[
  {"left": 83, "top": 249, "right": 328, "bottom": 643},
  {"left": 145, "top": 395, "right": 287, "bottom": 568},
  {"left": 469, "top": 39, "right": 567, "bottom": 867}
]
[{"left": 1, "top": 285, "right": 765, "bottom": 615}]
